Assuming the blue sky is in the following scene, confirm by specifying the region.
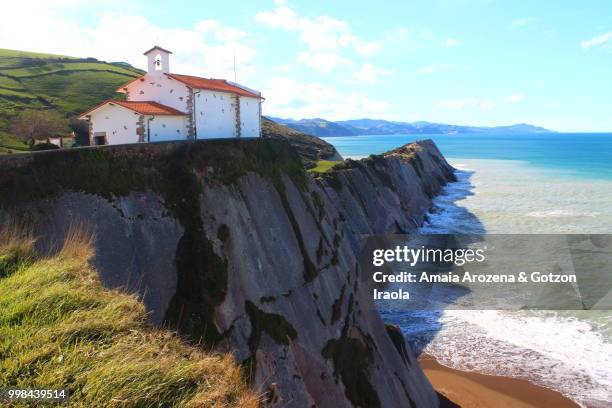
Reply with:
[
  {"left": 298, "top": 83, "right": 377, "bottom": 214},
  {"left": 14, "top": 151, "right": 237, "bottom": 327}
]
[{"left": 3, "top": 0, "right": 612, "bottom": 131}]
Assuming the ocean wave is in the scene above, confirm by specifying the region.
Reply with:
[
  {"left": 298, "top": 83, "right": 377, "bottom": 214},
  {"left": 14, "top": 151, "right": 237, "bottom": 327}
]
[
  {"left": 400, "top": 160, "right": 612, "bottom": 407},
  {"left": 420, "top": 310, "right": 612, "bottom": 407},
  {"left": 526, "top": 209, "right": 601, "bottom": 218},
  {"left": 419, "top": 168, "right": 484, "bottom": 234}
]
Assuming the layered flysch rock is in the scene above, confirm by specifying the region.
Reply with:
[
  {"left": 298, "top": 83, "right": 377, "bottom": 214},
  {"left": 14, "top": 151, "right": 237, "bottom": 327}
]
[
  {"left": 261, "top": 117, "right": 343, "bottom": 163},
  {"left": 0, "top": 138, "right": 455, "bottom": 407}
]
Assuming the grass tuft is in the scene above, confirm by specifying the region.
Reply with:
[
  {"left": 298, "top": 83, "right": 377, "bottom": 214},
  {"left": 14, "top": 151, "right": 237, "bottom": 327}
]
[
  {"left": 0, "top": 221, "right": 259, "bottom": 407},
  {"left": 308, "top": 160, "right": 341, "bottom": 174},
  {"left": 0, "top": 217, "right": 34, "bottom": 254},
  {"left": 0, "top": 218, "right": 35, "bottom": 278},
  {"left": 57, "top": 219, "right": 96, "bottom": 264}
]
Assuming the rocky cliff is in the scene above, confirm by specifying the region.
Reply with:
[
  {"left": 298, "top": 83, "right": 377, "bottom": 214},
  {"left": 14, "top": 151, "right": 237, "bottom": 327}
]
[
  {"left": 262, "top": 117, "right": 343, "bottom": 163},
  {"left": 0, "top": 138, "right": 455, "bottom": 407}
]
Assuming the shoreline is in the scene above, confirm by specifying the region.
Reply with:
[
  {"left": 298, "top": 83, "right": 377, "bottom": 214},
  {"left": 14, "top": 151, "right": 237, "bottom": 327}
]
[{"left": 419, "top": 354, "right": 580, "bottom": 408}]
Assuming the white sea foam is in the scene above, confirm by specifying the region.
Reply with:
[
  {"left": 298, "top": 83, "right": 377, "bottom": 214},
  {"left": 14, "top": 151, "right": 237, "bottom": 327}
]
[
  {"left": 526, "top": 210, "right": 601, "bottom": 218},
  {"left": 404, "top": 158, "right": 612, "bottom": 407},
  {"left": 421, "top": 310, "right": 612, "bottom": 407}
]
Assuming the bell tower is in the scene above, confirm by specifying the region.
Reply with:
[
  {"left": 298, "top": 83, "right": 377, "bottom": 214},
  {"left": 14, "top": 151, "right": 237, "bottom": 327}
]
[{"left": 144, "top": 46, "right": 172, "bottom": 74}]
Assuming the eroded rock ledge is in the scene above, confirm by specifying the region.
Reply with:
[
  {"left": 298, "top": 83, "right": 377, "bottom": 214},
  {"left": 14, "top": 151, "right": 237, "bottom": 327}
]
[{"left": 0, "top": 138, "right": 455, "bottom": 407}]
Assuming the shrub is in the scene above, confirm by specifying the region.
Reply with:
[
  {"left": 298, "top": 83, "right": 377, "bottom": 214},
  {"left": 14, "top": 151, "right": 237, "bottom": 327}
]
[{"left": 31, "top": 142, "right": 59, "bottom": 151}]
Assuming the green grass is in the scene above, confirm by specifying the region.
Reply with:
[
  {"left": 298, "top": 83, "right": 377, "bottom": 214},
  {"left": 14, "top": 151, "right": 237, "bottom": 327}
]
[
  {"left": 308, "top": 160, "right": 342, "bottom": 174},
  {"left": 0, "top": 48, "right": 144, "bottom": 140},
  {"left": 21, "top": 71, "right": 133, "bottom": 114},
  {"left": 2, "top": 62, "right": 140, "bottom": 78},
  {"left": 0, "top": 48, "right": 75, "bottom": 59},
  {"left": 0, "top": 131, "right": 26, "bottom": 147},
  {"left": 0, "top": 147, "right": 18, "bottom": 154},
  {"left": 0, "top": 88, "right": 37, "bottom": 100},
  {"left": 0, "top": 131, "right": 28, "bottom": 150},
  {"left": 0, "top": 76, "right": 24, "bottom": 90},
  {"left": 0, "top": 224, "right": 259, "bottom": 407},
  {"left": 0, "top": 129, "right": 30, "bottom": 155}
]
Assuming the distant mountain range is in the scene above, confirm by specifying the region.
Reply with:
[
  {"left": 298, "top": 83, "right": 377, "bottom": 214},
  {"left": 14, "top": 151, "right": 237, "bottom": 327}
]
[{"left": 267, "top": 117, "right": 553, "bottom": 137}]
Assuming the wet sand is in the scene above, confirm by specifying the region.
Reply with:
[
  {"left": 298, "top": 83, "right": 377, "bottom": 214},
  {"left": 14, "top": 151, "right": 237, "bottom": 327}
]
[{"left": 419, "top": 354, "right": 580, "bottom": 408}]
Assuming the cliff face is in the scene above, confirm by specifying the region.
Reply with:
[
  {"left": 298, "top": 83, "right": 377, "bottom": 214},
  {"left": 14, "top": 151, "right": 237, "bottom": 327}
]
[{"left": 0, "top": 138, "right": 454, "bottom": 407}]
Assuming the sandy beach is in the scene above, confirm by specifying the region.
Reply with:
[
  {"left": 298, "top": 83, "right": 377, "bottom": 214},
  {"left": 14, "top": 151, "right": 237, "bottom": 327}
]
[{"left": 419, "top": 354, "right": 579, "bottom": 408}]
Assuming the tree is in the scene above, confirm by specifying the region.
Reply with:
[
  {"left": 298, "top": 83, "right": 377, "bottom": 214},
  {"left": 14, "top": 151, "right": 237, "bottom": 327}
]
[
  {"left": 10, "top": 110, "right": 66, "bottom": 147},
  {"left": 69, "top": 117, "right": 90, "bottom": 146}
]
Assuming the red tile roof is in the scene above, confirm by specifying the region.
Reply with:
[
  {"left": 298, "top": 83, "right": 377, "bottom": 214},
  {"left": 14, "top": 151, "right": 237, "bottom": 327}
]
[
  {"left": 166, "top": 74, "right": 263, "bottom": 99},
  {"left": 112, "top": 100, "right": 186, "bottom": 115},
  {"left": 79, "top": 99, "right": 187, "bottom": 118},
  {"left": 115, "top": 74, "right": 263, "bottom": 100},
  {"left": 117, "top": 74, "right": 264, "bottom": 99}
]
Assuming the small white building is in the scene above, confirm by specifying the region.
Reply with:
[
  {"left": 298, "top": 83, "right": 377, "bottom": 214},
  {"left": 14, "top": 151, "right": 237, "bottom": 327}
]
[{"left": 79, "top": 46, "right": 263, "bottom": 145}]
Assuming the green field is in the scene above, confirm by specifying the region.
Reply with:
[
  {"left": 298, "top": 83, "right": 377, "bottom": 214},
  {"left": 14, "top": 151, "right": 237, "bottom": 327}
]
[
  {"left": 0, "top": 49, "right": 74, "bottom": 59},
  {"left": 0, "top": 48, "right": 144, "bottom": 150}
]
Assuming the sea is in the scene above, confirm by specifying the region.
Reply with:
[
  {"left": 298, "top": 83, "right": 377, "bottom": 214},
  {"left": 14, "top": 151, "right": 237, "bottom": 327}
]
[{"left": 322, "top": 133, "right": 612, "bottom": 408}]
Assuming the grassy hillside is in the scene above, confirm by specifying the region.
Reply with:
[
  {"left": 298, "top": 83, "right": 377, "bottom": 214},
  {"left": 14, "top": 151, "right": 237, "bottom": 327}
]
[
  {"left": 261, "top": 117, "right": 342, "bottom": 165},
  {"left": 0, "top": 48, "right": 143, "bottom": 149},
  {"left": 0, "top": 222, "right": 259, "bottom": 407}
]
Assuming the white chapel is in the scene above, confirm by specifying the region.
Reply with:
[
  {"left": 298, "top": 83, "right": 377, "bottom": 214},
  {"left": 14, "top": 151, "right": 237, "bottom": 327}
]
[{"left": 79, "top": 46, "right": 263, "bottom": 145}]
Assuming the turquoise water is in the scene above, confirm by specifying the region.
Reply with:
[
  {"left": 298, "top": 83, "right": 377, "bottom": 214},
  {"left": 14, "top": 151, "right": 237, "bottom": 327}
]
[
  {"left": 322, "top": 133, "right": 612, "bottom": 180},
  {"left": 323, "top": 133, "right": 612, "bottom": 407}
]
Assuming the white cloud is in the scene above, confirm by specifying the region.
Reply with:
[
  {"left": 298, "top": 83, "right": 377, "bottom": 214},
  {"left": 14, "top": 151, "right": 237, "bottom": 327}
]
[
  {"left": 0, "top": 4, "right": 259, "bottom": 82},
  {"left": 581, "top": 32, "right": 612, "bottom": 49},
  {"left": 339, "top": 34, "right": 383, "bottom": 57},
  {"left": 0, "top": 1, "right": 95, "bottom": 57},
  {"left": 439, "top": 93, "right": 524, "bottom": 110},
  {"left": 1, "top": 1, "right": 393, "bottom": 121},
  {"left": 445, "top": 38, "right": 458, "bottom": 48},
  {"left": 503, "top": 93, "right": 524, "bottom": 103},
  {"left": 255, "top": 4, "right": 383, "bottom": 72},
  {"left": 254, "top": 5, "right": 299, "bottom": 30},
  {"left": 511, "top": 17, "right": 532, "bottom": 28},
  {"left": 297, "top": 51, "right": 352, "bottom": 73},
  {"left": 352, "top": 63, "right": 392, "bottom": 83},
  {"left": 262, "top": 76, "right": 389, "bottom": 120},
  {"left": 417, "top": 63, "right": 454, "bottom": 74},
  {"left": 479, "top": 98, "right": 496, "bottom": 110},
  {"left": 276, "top": 63, "right": 292, "bottom": 72},
  {"left": 438, "top": 97, "right": 496, "bottom": 110}
]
